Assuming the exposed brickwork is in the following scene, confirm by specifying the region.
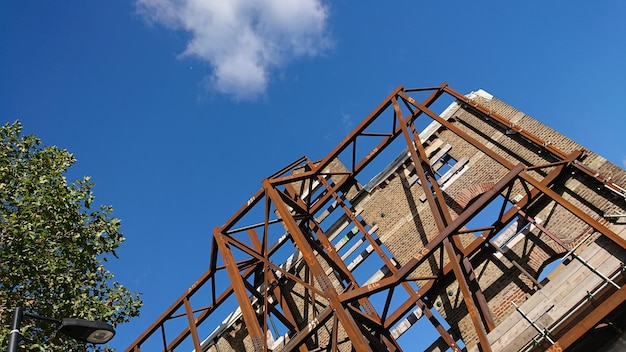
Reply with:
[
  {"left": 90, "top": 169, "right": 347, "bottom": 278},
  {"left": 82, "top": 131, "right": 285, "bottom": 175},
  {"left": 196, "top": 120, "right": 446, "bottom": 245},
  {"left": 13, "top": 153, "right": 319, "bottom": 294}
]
[
  {"left": 351, "top": 92, "right": 626, "bottom": 348},
  {"left": 455, "top": 181, "right": 497, "bottom": 208}
]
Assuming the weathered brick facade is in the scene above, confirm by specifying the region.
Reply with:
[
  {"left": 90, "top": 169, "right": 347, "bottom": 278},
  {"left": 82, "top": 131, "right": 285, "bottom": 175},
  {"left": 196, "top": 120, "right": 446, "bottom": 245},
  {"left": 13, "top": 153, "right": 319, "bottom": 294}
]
[{"left": 347, "top": 90, "right": 626, "bottom": 351}]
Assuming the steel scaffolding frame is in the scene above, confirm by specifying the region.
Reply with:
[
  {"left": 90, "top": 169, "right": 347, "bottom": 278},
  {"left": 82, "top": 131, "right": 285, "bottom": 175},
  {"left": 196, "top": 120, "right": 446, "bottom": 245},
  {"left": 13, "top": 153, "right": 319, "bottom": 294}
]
[{"left": 126, "top": 84, "right": 626, "bottom": 352}]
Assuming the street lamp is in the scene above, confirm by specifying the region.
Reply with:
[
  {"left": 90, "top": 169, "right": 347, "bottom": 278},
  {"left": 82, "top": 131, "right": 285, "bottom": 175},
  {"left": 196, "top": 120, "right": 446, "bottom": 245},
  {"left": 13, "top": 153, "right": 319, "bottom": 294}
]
[{"left": 7, "top": 307, "right": 115, "bottom": 352}]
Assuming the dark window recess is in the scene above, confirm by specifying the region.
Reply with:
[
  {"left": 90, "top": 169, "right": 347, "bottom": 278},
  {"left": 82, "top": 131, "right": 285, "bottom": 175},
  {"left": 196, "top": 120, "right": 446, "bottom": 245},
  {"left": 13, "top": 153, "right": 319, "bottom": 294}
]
[{"left": 433, "top": 153, "right": 457, "bottom": 180}]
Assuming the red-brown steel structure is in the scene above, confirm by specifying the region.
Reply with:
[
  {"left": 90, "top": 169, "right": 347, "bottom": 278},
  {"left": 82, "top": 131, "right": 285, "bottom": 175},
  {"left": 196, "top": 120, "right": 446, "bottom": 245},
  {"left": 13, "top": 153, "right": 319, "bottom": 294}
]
[{"left": 126, "top": 84, "right": 626, "bottom": 352}]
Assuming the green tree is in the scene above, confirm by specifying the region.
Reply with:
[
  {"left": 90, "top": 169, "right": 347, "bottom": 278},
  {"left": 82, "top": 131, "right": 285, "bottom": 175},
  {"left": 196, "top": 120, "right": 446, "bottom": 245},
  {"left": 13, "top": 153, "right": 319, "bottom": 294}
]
[{"left": 0, "top": 121, "right": 142, "bottom": 351}]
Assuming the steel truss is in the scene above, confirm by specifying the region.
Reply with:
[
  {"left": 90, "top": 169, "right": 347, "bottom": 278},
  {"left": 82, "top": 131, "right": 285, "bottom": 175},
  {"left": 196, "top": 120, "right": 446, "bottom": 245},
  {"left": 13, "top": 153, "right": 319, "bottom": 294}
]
[{"left": 126, "top": 84, "right": 626, "bottom": 352}]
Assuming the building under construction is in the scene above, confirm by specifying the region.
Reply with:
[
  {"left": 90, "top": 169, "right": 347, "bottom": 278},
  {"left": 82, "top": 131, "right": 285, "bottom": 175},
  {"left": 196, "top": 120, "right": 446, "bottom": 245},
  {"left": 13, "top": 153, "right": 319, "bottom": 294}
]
[{"left": 126, "top": 83, "right": 626, "bottom": 352}]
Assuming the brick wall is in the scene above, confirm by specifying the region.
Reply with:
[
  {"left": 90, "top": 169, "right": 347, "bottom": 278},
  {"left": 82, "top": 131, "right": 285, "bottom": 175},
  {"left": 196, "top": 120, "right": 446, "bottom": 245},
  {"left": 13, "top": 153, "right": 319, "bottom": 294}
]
[{"left": 352, "top": 92, "right": 626, "bottom": 349}]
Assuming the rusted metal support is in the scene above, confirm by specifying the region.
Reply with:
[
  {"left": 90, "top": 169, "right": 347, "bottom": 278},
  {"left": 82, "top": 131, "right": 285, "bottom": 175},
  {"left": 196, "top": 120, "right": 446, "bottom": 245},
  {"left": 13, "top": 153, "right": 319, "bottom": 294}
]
[
  {"left": 341, "top": 163, "right": 525, "bottom": 304},
  {"left": 519, "top": 172, "right": 626, "bottom": 250},
  {"left": 284, "top": 179, "right": 383, "bottom": 326},
  {"left": 246, "top": 229, "right": 306, "bottom": 351},
  {"left": 394, "top": 96, "right": 449, "bottom": 230},
  {"left": 280, "top": 307, "right": 333, "bottom": 352},
  {"left": 267, "top": 272, "right": 308, "bottom": 351},
  {"left": 331, "top": 314, "right": 339, "bottom": 352},
  {"left": 263, "top": 179, "right": 374, "bottom": 352},
  {"left": 443, "top": 238, "right": 492, "bottom": 352},
  {"left": 270, "top": 84, "right": 447, "bottom": 217},
  {"left": 400, "top": 91, "right": 495, "bottom": 334},
  {"left": 462, "top": 257, "right": 495, "bottom": 331},
  {"left": 214, "top": 229, "right": 266, "bottom": 352},
  {"left": 381, "top": 151, "right": 577, "bottom": 333},
  {"left": 340, "top": 182, "right": 458, "bottom": 350},
  {"left": 183, "top": 297, "right": 203, "bottom": 352},
  {"left": 395, "top": 93, "right": 492, "bottom": 348}
]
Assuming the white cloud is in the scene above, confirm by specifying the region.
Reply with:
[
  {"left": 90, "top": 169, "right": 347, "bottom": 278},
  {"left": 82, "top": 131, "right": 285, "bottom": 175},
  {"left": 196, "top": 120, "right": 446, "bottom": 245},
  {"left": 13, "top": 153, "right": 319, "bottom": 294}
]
[
  {"left": 622, "top": 156, "right": 626, "bottom": 169},
  {"left": 137, "top": 0, "right": 331, "bottom": 100}
]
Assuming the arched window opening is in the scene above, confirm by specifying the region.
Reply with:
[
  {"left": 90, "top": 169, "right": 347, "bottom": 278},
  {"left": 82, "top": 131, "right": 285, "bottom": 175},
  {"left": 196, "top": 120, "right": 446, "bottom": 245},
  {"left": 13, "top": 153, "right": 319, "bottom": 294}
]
[{"left": 537, "top": 258, "right": 562, "bottom": 284}]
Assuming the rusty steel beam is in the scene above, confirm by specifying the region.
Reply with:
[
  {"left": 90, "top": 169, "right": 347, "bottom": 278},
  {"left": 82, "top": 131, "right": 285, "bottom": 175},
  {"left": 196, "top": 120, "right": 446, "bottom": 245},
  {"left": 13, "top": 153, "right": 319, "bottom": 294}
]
[
  {"left": 520, "top": 172, "right": 626, "bottom": 250},
  {"left": 394, "top": 96, "right": 448, "bottom": 230},
  {"left": 340, "top": 163, "right": 525, "bottom": 303},
  {"left": 303, "top": 210, "right": 382, "bottom": 324},
  {"left": 443, "top": 238, "right": 492, "bottom": 352},
  {"left": 395, "top": 93, "right": 495, "bottom": 349},
  {"left": 183, "top": 298, "right": 202, "bottom": 351},
  {"left": 316, "top": 159, "right": 459, "bottom": 349},
  {"left": 246, "top": 227, "right": 307, "bottom": 351},
  {"left": 263, "top": 179, "right": 374, "bottom": 351},
  {"left": 462, "top": 257, "right": 495, "bottom": 332},
  {"left": 267, "top": 271, "right": 307, "bottom": 349},
  {"left": 213, "top": 229, "right": 266, "bottom": 352},
  {"left": 280, "top": 307, "right": 334, "bottom": 352},
  {"left": 381, "top": 150, "right": 581, "bottom": 331}
]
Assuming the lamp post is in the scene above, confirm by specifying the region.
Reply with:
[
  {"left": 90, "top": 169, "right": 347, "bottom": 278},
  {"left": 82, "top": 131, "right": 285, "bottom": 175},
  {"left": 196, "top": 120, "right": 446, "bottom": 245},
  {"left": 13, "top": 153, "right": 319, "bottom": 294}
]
[{"left": 7, "top": 307, "right": 115, "bottom": 352}]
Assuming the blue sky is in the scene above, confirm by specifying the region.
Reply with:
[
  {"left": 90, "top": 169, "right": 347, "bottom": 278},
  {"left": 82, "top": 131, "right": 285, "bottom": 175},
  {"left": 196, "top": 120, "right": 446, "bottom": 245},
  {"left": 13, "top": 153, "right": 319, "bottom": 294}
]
[{"left": 1, "top": 1, "right": 625, "bottom": 350}]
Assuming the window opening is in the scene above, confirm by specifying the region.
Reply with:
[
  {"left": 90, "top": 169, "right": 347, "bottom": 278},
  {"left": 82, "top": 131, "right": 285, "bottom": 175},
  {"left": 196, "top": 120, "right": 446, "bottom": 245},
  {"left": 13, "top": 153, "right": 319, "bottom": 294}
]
[{"left": 433, "top": 153, "right": 458, "bottom": 180}]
